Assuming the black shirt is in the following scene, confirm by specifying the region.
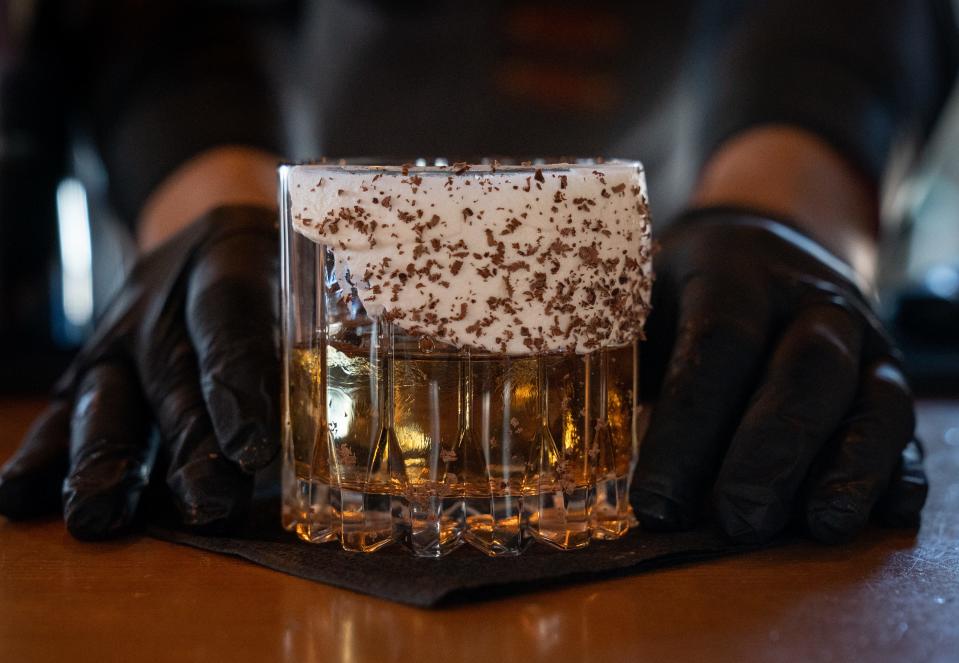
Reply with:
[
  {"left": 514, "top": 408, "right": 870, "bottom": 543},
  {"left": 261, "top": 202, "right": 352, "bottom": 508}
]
[{"left": 9, "top": 0, "right": 959, "bottom": 223}]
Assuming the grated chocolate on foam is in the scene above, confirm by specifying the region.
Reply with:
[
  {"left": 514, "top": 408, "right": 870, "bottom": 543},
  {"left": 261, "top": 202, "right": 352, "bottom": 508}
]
[{"left": 289, "top": 163, "right": 652, "bottom": 355}]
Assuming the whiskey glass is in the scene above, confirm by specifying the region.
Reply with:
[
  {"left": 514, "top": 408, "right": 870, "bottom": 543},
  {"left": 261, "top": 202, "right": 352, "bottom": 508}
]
[{"left": 280, "top": 158, "right": 652, "bottom": 557}]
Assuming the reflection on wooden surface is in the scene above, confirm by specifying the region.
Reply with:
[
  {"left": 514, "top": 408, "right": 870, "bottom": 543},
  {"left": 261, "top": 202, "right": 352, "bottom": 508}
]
[{"left": 1, "top": 399, "right": 958, "bottom": 662}]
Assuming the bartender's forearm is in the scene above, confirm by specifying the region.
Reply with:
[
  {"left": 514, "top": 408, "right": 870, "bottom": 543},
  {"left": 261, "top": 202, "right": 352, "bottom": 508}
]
[
  {"left": 695, "top": 0, "right": 957, "bottom": 287},
  {"left": 702, "top": 0, "right": 955, "bottom": 189},
  {"left": 137, "top": 146, "right": 278, "bottom": 251},
  {"left": 692, "top": 125, "right": 878, "bottom": 283}
]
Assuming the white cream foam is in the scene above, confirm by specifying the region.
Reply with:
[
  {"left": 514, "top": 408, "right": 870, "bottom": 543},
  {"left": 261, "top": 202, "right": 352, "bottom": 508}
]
[{"left": 288, "top": 162, "right": 652, "bottom": 355}]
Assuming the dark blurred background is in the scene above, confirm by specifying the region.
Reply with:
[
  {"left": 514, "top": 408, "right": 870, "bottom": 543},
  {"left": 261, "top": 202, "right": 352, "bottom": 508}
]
[{"left": 1, "top": 0, "right": 958, "bottom": 394}]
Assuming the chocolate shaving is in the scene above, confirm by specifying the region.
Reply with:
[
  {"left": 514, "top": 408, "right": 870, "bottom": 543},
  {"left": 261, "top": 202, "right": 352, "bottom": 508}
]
[
  {"left": 578, "top": 245, "right": 600, "bottom": 266},
  {"left": 500, "top": 217, "right": 522, "bottom": 235},
  {"left": 451, "top": 303, "right": 468, "bottom": 321},
  {"left": 504, "top": 261, "right": 530, "bottom": 272}
]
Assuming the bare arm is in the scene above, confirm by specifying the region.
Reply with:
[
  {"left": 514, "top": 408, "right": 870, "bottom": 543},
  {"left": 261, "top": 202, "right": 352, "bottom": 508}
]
[
  {"left": 693, "top": 125, "right": 878, "bottom": 283},
  {"left": 137, "top": 146, "right": 278, "bottom": 251}
]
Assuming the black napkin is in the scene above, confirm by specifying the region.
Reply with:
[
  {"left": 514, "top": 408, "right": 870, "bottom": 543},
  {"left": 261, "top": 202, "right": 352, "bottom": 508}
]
[{"left": 149, "top": 494, "right": 761, "bottom": 608}]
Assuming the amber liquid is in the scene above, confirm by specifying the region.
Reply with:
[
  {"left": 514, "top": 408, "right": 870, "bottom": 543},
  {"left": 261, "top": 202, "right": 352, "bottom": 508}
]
[{"left": 285, "top": 335, "right": 637, "bottom": 556}]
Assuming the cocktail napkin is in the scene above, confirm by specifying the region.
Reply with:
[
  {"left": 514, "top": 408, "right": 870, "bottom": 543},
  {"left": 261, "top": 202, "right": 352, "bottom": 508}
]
[{"left": 148, "top": 494, "right": 761, "bottom": 608}]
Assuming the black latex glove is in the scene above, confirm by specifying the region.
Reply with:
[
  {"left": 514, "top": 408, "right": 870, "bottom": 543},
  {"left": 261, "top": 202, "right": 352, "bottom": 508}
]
[
  {"left": 635, "top": 209, "right": 928, "bottom": 544},
  {"left": 0, "top": 205, "right": 280, "bottom": 539}
]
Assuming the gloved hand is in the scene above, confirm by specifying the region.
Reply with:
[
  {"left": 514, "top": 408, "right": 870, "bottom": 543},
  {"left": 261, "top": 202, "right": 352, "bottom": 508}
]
[
  {"left": 634, "top": 208, "right": 927, "bottom": 544},
  {"left": 0, "top": 204, "right": 280, "bottom": 539}
]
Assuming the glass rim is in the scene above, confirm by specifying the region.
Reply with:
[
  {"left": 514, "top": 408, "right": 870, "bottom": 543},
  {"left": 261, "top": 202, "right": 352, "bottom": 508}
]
[{"left": 278, "top": 156, "right": 643, "bottom": 175}]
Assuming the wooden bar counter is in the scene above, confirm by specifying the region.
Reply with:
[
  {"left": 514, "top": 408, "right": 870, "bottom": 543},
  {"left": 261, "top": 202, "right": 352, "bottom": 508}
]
[{"left": 2, "top": 399, "right": 958, "bottom": 662}]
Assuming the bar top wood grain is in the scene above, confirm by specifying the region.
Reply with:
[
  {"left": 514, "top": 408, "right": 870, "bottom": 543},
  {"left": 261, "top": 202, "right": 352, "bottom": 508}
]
[{"left": 2, "top": 399, "right": 958, "bottom": 663}]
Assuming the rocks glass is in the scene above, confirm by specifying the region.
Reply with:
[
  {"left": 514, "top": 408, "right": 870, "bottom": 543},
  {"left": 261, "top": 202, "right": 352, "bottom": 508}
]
[{"left": 280, "top": 159, "right": 652, "bottom": 557}]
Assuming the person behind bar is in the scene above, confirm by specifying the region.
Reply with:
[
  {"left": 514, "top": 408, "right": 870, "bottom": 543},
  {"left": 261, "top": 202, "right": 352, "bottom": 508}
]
[{"left": 0, "top": 0, "right": 955, "bottom": 544}]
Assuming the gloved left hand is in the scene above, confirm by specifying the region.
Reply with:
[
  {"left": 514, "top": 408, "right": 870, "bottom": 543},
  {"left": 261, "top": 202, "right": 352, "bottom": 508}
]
[
  {"left": 0, "top": 204, "right": 280, "bottom": 539},
  {"left": 633, "top": 208, "right": 927, "bottom": 544}
]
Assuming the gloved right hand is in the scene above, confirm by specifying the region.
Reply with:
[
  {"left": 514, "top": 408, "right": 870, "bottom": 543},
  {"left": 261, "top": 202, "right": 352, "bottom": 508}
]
[{"left": 0, "top": 204, "right": 280, "bottom": 539}]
